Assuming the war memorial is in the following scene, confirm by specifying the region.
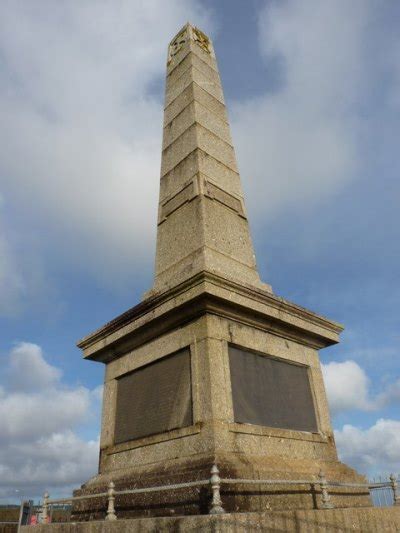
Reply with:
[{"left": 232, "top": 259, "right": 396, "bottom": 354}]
[{"left": 23, "top": 24, "right": 400, "bottom": 532}]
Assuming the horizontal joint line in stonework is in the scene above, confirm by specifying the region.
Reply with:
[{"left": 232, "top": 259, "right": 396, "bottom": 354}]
[
  {"left": 160, "top": 170, "right": 243, "bottom": 206},
  {"left": 165, "top": 62, "right": 194, "bottom": 91},
  {"left": 162, "top": 114, "right": 233, "bottom": 152},
  {"left": 161, "top": 147, "right": 240, "bottom": 180},
  {"left": 201, "top": 172, "right": 244, "bottom": 199},
  {"left": 163, "top": 93, "right": 229, "bottom": 132},
  {"left": 161, "top": 146, "right": 237, "bottom": 178},
  {"left": 162, "top": 121, "right": 235, "bottom": 157},
  {"left": 167, "top": 48, "right": 218, "bottom": 77},
  {"left": 165, "top": 69, "right": 221, "bottom": 105},
  {"left": 155, "top": 245, "right": 254, "bottom": 279},
  {"left": 167, "top": 50, "right": 218, "bottom": 88},
  {"left": 164, "top": 80, "right": 226, "bottom": 124},
  {"left": 167, "top": 67, "right": 220, "bottom": 97},
  {"left": 165, "top": 65, "right": 223, "bottom": 107},
  {"left": 161, "top": 138, "right": 236, "bottom": 177},
  {"left": 159, "top": 193, "right": 244, "bottom": 224}
]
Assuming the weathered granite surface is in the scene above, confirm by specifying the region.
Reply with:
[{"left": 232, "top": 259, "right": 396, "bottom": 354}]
[
  {"left": 148, "top": 22, "right": 271, "bottom": 297},
  {"left": 74, "top": 24, "right": 371, "bottom": 517},
  {"left": 21, "top": 507, "right": 400, "bottom": 532}
]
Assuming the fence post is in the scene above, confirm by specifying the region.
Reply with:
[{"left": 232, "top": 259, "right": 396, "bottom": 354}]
[
  {"left": 106, "top": 481, "right": 117, "bottom": 520},
  {"left": 318, "top": 471, "right": 334, "bottom": 509},
  {"left": 390, "top": 474, "right": 400, "bottom": 506},
  {"left": 41, "top": 491, "right": 49, "bottom": 523},
  {"left": 209, "top": 464, "right": 225, "bottom": 514}
]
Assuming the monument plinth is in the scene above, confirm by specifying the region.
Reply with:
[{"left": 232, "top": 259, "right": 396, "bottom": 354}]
[{"left": 74, "top": 23, "right": 370, "bottom": 519}]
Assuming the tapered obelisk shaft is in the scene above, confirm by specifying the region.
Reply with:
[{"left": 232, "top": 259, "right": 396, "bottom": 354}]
[{"left": 150, "top": 23, "right": 271, "bottom": 296}]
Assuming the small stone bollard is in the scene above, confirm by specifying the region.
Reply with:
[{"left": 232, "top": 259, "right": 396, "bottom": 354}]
[
  {"left": 106, "top": 481, "right": 117, "bottom": 520},
  {"left": 390, "top": 474, "right": 400, "bottom": 506},
  {"left": 318, "top": 470, "right": 334, "bottom": 509},
  {"left": 41, "top": 491, "right": 49, "bottom": 523},
  {"left": 209, "top": 464, "right": 225, "bottom": 514}
]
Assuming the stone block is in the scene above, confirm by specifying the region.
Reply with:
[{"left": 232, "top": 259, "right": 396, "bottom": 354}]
[
  {"left": 165, "top": 66, "right": 224, "bottom": 108},
  {"left": 164, "top": 83, "right": 228, "bottom": 128},
  {"left": 196, "top": 124, "right": 238, "bottom": 172},
  {"left": 196, "top": 149, "right": 242, "bottom": 197},
  {"left": 162, "top": 101, "right": 232, "bottom": 151},
  {"left": 159, "top": 150, "right": 199, "bottom": 201},
  {"left": 161, "top": 123, "right": 197, "bottom": 177},
  {"left": 167, "top": 50, "right": 220, "bottom": 89},
  {"left": 159, "top": 149, "right": 242, "bottom": 203},
  {"left": 155, "top": 197, "right": 204, "bottom": 275},
  {"left": 163, "top": 83, "right": 195, "bottom": 127}
]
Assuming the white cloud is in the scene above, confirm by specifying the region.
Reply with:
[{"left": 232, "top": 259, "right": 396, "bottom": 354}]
[
  {"left": 0, "top": 342, "right": 101, "bottom": 501},
  {"left": 376, "top": 379, "right": 400, "bottom": 409},
  {"left": 0, "top": 1, "right": 213, "bottom": 296},
  {"left": 7, "top": 342, "right": 61, "bottom": 391},
  {"left": 322, "top": 360, "right": 374, "bottom": 415},
  {"left": 0, "top": 387, "right": 91, "bottom": 443},
  {"left": 335, "top": 419, "right": 400, "bottom": 477},
  {"left": 231, "top": 0, "right": 377, "bottom": 219},
  {"left": 322, "top": 360, "right": 400, "bottom": 416},
  {"left": 91, "top": 384, "right": 104, "bottom": 403}
]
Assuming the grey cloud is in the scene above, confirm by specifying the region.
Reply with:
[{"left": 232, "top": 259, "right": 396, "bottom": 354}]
[
  {"left": 231, "top": 0, "right": 399, "bottom": 224},
  {"left": 0, "top": 222, "right": 25, "bottom": 317},
  {"left": 335, "top": 419, "right": 400, "bottom": 477},
  {"left": 0, "top": 343, "right": 102, "bottom": 501},
  {"left": 0, "top": 431, "right": 99, "bottom": 502},
  {"left": 0, "top": 1, "right": 213, "bottom": 309}
]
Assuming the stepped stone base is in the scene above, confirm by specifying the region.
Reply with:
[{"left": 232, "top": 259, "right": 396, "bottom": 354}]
[
  {"left": 21, "top": 507, "right": 400, "bottom": 532},
  {"left": 71, "top": 453, "right": 371, "bottom": 520}
]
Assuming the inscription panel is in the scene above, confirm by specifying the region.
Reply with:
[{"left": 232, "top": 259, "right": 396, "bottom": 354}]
[
  {"left": 205, "top": 181, "right": 244, "bottom": 217},
  {"left": 229, "top": 346, "right": 318, "bottom": 433},
  {"left": 114, "top": 349, "right": 193, "bottom": 444},
  {"left": 159, "top": 175, "right": 245, "bottom": 223},
  {"left": 159, "top": 180, "right": 195, "bottom": 222}
]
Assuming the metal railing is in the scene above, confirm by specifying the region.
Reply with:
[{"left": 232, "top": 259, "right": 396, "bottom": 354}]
[
  {"left": 36, "top": 466, "right": 400, "bottom": 524},
  {"left": 369, "top": 474, "right": 400, "bottom": 507}
]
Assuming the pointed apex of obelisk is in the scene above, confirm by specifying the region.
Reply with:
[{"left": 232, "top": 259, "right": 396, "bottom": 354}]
[{"left": 147, "top": 25, "right": 272, "bottom": 298}]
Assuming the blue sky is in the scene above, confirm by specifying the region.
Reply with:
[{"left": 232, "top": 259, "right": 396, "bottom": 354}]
[{"left": 0, "top": 0, "right": 399, "bottom": 502}]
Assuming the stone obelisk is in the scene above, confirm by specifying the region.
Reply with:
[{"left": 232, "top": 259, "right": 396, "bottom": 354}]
[
  {"left": 75, "top": 23, "right": 370, "bottom": 518},
  {"left": 146, "top": 23, "right": 271, "bottom": 298}
]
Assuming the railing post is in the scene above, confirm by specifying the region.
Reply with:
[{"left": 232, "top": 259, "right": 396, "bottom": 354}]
[
  {"left": 318, "top": 471, "right": 334, "bottom": 509},
  {"left": 390, "top": 474, "right": 400, "bottom": 506},
  {"left": 41, "top": 491, "right": 49, "bottom": 523},
  {"left": 106, "top": 481, "right": 117, "bottom": 520},
  {"left": 209, "top": 464, "right": 225, "bottom": 514}
]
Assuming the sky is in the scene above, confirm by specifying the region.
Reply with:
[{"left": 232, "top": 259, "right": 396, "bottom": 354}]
[{"left": 0, "top": 0, "right": 399, "bottom": 502}]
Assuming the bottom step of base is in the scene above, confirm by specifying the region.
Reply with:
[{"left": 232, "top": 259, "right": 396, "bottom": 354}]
[{"left": 21, "top": 507, "right": 400, "bottom": 532}]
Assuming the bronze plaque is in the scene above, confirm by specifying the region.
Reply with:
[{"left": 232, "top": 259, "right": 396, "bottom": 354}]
[
  {"left": 229, "top": 346, "right": 318, "bottom": 432},
  {"left": 114, "top": 348, "right": 192, "bottom": 444}
]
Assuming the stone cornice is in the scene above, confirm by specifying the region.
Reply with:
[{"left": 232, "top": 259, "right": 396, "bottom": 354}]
[{"left": 77, "top": 272, "right": 343, "bottom": 362}]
